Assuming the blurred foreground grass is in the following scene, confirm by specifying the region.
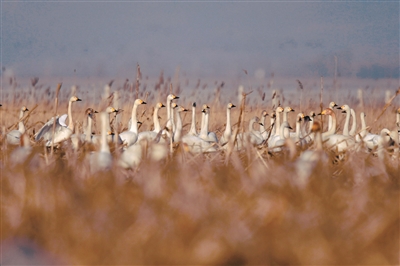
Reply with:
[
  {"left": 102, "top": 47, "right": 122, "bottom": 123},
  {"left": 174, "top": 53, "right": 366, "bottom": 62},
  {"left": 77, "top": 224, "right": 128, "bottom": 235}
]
[{"left": 2, "top": 146, "right": 399, "bottom": 265}]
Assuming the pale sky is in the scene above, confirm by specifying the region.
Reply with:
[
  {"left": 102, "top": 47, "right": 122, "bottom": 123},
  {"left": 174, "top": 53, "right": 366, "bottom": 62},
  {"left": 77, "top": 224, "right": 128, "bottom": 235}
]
[{"left": 2, "top": 1, "right": 399, "bottom": 80}]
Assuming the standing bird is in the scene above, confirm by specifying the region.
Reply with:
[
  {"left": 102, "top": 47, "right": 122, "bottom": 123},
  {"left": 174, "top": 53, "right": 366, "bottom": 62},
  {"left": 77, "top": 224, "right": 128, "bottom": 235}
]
[
  {"left": 165, "top": 94, "right": 179, "bottom": 136},
  {"left": 120, "top": 99, "right": 146, "bottom": 146},
  {"left": 89, "top": 112, "right": 113, "bottom": 173},
  {"left": 35, "top": 96, "right": 82, "bottom": 146},
  {"left": 188, "top": 102, "right": 198, "bottom": 136},
  {"left": 220, "top": 103, "right": 236, "bottom": 146},
  {"left": 173, "top": 104, "right": 188, "bottom": 143},
  {"left": 7, "top": 106, "right": 29, "bottom": 145},
  {"left": 137, "top": 102, "right": 165, "bottom": 143}
]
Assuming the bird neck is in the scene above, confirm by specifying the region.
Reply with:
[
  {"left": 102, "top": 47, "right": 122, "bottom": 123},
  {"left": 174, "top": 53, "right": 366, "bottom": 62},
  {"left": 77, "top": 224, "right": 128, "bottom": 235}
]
[
  {"left": 101, "top": 115, "right": 110, "bottom": 153},
  {"left": 349, "top": 109, "right": 357, "bottom": 136},
  {"left": 67, "top": 100, "right": 74, "bottom": 131},
  {"left": 85, "top": 115, "right": 93, "bottom": 142},
  {"left": 275, "top": 112, "right": 281, "bottom": 136},
  {"left": 189, "top": 106, "right": 197, "bottom": 135},
  {"left": 322, "top": 112, "right": 336, "bottom": 138},
  {"left": 343, "top": 109, "right": 350, "bottom": 135},
  {"left": 129, "top": 104, "right": 138, "bottom": 133},
  {"left": 18, "top": 109, "right": 26, "bottom": 133},
  {"left": 224, "top": 108, "right": 231, "bottom": 136},
  {"left": 153, "top": 107, "right": 161, "bottom": 132}
]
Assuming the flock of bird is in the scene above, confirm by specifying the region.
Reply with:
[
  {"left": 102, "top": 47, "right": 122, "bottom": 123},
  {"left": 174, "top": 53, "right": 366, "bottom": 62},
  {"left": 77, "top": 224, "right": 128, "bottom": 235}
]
[{"left": 3, "top": 92, "right": 400, "bottom": 174}]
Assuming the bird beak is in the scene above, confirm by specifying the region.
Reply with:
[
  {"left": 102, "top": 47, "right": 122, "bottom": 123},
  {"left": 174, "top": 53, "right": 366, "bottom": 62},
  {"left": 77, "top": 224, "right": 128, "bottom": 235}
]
[
  {"left": 259, "top": 123, "right": 264, "bottom": 126},
  {"left": 174, "top": 96, "right": 180, "bottom": 99},
  {"left": 77, "top": 98, "right": 82, "bottom": 101},
  {"left": 94, "top": 110, "right": 99, "bottom": 113},
  {"left": 232, "top": 104, "right": 236, "bottom": 108},
  {"left": 336, "top": 106, "right": 342, "bottom": 109},
  {"left": 192, "top": 102, "right": 196, "bottom": 107},
  {"left": 142, "top": 101, "right": 147, "bottom": 105}
]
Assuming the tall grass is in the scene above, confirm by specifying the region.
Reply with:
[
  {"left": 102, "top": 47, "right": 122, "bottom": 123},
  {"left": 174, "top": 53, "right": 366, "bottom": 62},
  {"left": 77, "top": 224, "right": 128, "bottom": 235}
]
[{"left": 1, "top": 76, "right": 399, "bottom": 264}]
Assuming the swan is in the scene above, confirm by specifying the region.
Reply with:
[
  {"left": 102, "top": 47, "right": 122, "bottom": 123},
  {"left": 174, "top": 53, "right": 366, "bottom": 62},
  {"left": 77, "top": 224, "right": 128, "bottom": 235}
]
[
  {"left": 7, "top": 106, "right": 29, "bottom": 145},
  {"left": 199, "top": 107, "right": 218, "bottom": 143},
  {"left": 89, "top": 112, "right": 113, "bottom": 173},
  {"left": 198, "top": 104, "right": 210, "bottom": 136},
  {"left": 188, "top": 102, "right": 198, "bottom": 136},
  {"left": 291, "top": 113, "right": 311, "bottom": 148},
  {"left": 173, "top": 104, "right": 188, "bottom": 143},
  {"left": 35, "top": 96, "right": 82, "bottom": 146},
  {"left": 105, "top": 106, "right": 122, "bottom": 144},
  {"left": 290, "top": 113, "right": 304, "bottom": 140},
  {"left": 265, "top": 111, "right": 276, "bottom": 140},
  {"left": 337, "top": 105, "right": 352, "bottom": 136},
  {"left": 349, "top": 108, "right": 357, "bottom": 136},
  {"left": 119, "top": 99, "right": 146, "bottom": 146},
  {"left": 319, "top": 108, "right": 355, "bottom": 153},
  {"left": 268, "top": 106, "right": 284, "bottom": 147},
  {"left": 269, "top": 121, "right": 292, "bottom": 152},
  {"left": 247, "top": 116, "right": 264, "bottom": 146},
  {"left": 328, "top": 101, "right": 338, "bottom": 131},
  {"left": 166, "top": 94, "right": 179, "bottom": 135},
  {"left": 283, "top": 106, "right": 295, "bottom": 122},
  {"left": 137, "top": 102, "right": 166, "bottom": 143},
  {"left": 396, "top": 107, "right": 400, "bottom": 128},
  {"left": 296, "top": 121, "right": 329, "bottom": 186},
  {"left": 259, "top": 110, "right": 269, "bottom": 140},
  {"left": 9, "top": 134, "right": 34, "bottom": 168},
  {"left": 70, "top": 108, "right": 97, "bottom": 144},
  {"left": 308, "top": 111, "right": 316, "bottom": 136},
  {"left": 235, "top": 116, "right": 264, "bottom": 149},
  {"left": 219, "top": 103, "right": 236, "bottom": 146}
]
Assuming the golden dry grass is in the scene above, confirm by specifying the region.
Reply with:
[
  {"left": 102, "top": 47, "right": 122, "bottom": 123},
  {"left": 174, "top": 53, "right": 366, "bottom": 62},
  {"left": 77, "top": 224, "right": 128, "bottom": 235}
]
[{"left": 1, "top": 77, "right": 399, "bottom": 265}]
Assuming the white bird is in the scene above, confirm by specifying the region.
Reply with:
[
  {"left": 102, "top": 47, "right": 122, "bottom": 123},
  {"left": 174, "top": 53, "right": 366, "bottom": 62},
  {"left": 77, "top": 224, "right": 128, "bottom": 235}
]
[
  {"left": 247, "top": 116, "right": 264, "bottom": 146},
  {"left": 9, "top": 134, "right": 33, "bottom": 167},
  {"left": 328, "top": 101, "right": 338, "bottom": 132},
  {"left": 137, "top": 102, "right": 166, "bottom": 143},
  {"left": 7, "top": 106, "right": 29, "bottom": 145},
  {"left": 181, "top": 134, "right": 218, "bottom": 153},
  {"left": 188, "top": 102, "right": 198, "bottom": 136},
  {"left": 219, "top": 103, "right": 236, "bottom": 146},
  {"left": 119, "top": 99, "right": 146, "bottom": 146},
  {"left": 319, "top": 108, "right": 355, "bottom": 153},
  {"left": 268, "top": 106, "right": 284, "bottom": 147},
  {"left": 337, "top": 104, "right": 352, "bottom": 136},
  {"left": 307, "top": 111, "right": 316, "bottom": 136},
  {"left": 259, "top": 110, "right": 269, "bottom": 140},
  {"left": 363, "top": 128, "right": 392, "bottom": 151},
  {"left": 35, "top": 96, "right": 82, "bottom": 146},
  {"left": 89, "top": 112, "right": 113, "bottom": 173},
  {"left": 165, "top": 93, "right": 179, "bottom": 135},
  {"left": 296, "top": 121, "right": 329, "bottom": 187},
  {"left": 269, "top": 121, "right": 292, "bottom": 152},
  {"left": 105, "top": 106, "right": 122, "bottom": 144},
  {"left": 199, "top": 107, "right": 218, "bottom": 143},
  {"left": 173, "top": 104, "right": 188, "bottom": 143},
  {"left": 235, "top": 116, "right": 264, "bottom": 150},
  {"left": 70, "top": 108, "right": 97, "bottom": 144}
]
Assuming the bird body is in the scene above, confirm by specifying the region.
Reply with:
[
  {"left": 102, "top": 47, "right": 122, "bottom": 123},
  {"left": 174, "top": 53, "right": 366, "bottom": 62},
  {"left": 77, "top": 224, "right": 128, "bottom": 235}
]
[
  {"left": 120, "top": 99, "right": 146, "bottom": 146},
  {"left": 220, "top": 103, "right": 236, "bottom": 146},
  {"left": 7, "top": 106, "right": 29, "bottom": 145},
  {"left": 89, "top": 112, "right": 112, "bottom": 173},
  {"left": 35, "top": 96, "right": 81, "bottom": 146}
]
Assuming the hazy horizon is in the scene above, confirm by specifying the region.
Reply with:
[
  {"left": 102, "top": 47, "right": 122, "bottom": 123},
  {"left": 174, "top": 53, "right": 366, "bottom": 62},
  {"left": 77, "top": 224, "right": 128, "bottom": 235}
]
[{"left": 2, "top": 1, "right": 399, "bottom": 81}]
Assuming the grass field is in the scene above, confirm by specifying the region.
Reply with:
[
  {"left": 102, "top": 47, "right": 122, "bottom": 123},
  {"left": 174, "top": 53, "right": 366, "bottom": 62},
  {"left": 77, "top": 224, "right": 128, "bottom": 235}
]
[{"left": 1, "top": 75, "right": 399, "bottom": 265}]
